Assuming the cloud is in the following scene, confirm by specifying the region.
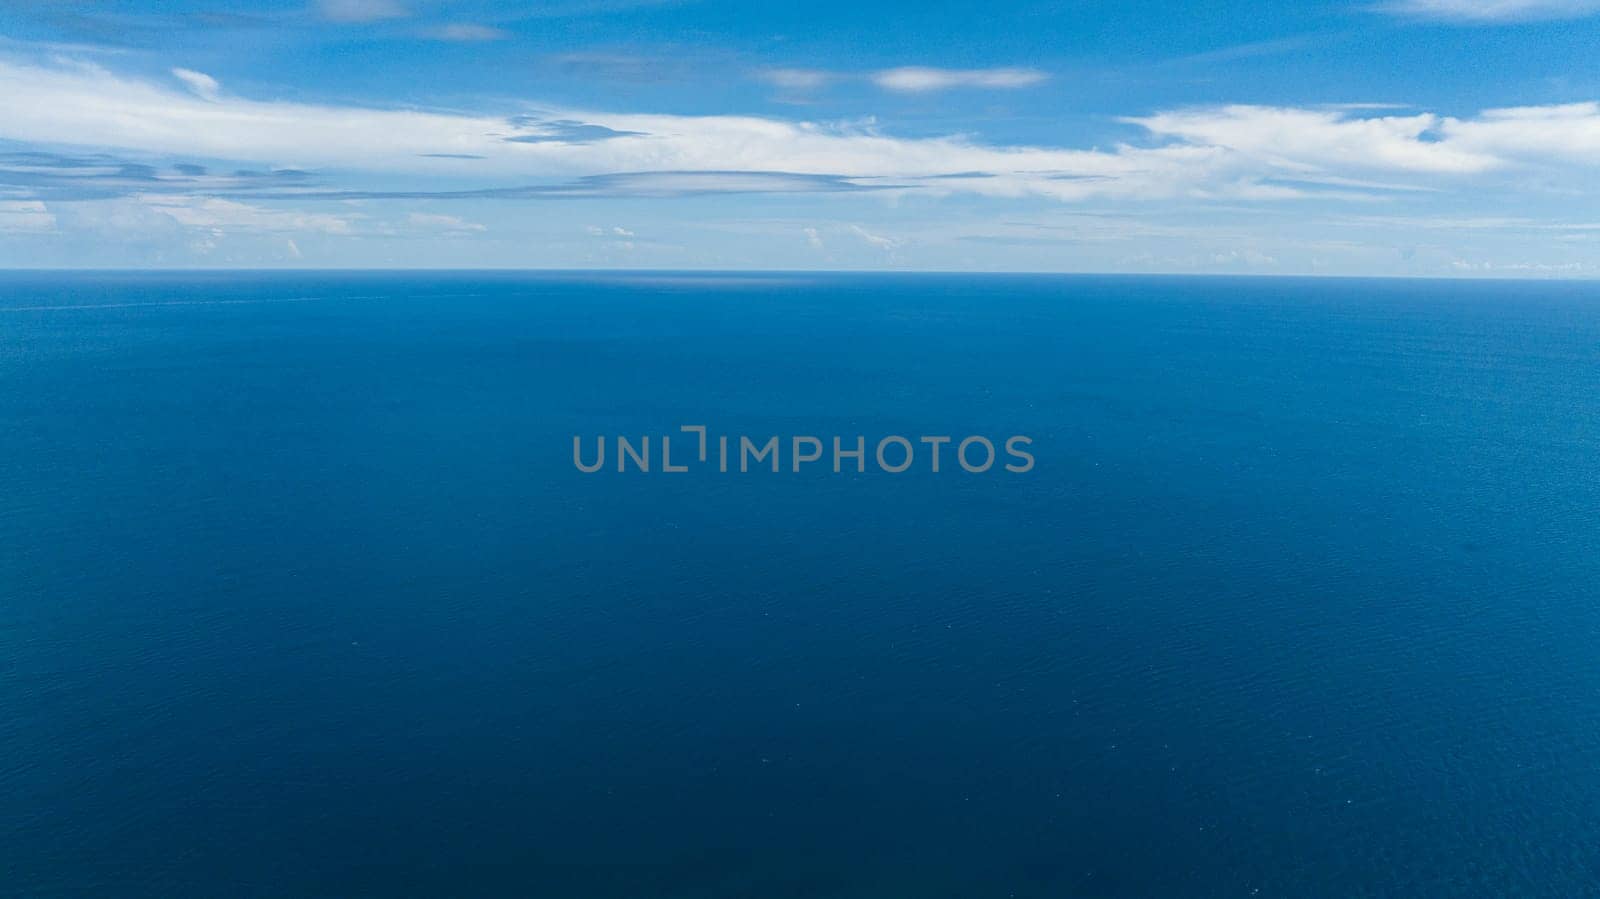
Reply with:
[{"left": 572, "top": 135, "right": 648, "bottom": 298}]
[
  {"left": 0, "top": 200, "right": 56, "bottom": 233},
  {"left": 870, "top": 67, "right": 1048, "bottom": 92},
  {"left": 758, "top": 69, "right": 834, "bottom": 90},
  {"left": 1169, "top": 35, "right": 1326, "bottom": 66},
  {"left": 1380, "top": 0, "right": 1600, "bottom": 20},
  {"left": 171, "top": 67, "right": 220, "bottom": 101},
  {"left": 406, "top": 211, "right": 486, "bottom": 231},
  {"left": 546, "top": 172, "right": 887, "bottom": 197},
  {"left": 544, "top": 50, "right": 704, "bottom": 84},
  {"left": 582, "top": 223, "right": 636, "bottom": 250},
  {"left": 140, "top": 195, "right": 355, "bottom": 233},
  {"left": 424, "top": 23, "right": 509, "bottom": 41},
  {"left": 46, "top": 197, "right": 188, "bottom": 245},
  {"left": 317, "top": 0, "right": 408, "bottom": 23},
  {"left": 28, "top": 194, "right": 357, "bottom": 260},
  {"left": 504, "top": 117, "right": 648, "bottom": 143},
  {"left": 0, "top": 57, "right": 1213, "bottom": 201},
  {"left": 1127, "top": 105, "right": 1502, "bottom": 173},
  {"left": 214, "top": 171, "right": 887, "bottom": 201},
  {"left": 758, "top": 66, "right": 1047, "bottom": 95},
  {"left": 804, "top": 227, "right": 824, "bottom": 249},
  {"left": 849, "top": 224, "right": 901, "bottom": 251},
  {"left": 7, "top": 56, "right": 1600, "bottom": 209},
  {"left": 0, "top": 148, "right": 315, "bottom": 201},
  {"left": 1438, "top": 101, "right": 1600, "bottom": 161}
]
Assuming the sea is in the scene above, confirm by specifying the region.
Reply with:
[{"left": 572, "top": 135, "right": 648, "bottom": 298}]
[{"left": 2, "top": 271, "right": 1599, "bottom": 897}]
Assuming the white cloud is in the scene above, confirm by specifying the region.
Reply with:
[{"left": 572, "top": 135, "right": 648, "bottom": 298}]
[
  {"left": 1209, "top": 248, "right": 1278, "bottom": 267},
  {"left": 1127, "top": 105, "right": 1501, "bottom": 173},
  {"left": 0, "top": 57, "right": 1200, "bottom": 197},
  {"left": 141, "top": 195, "right": 356, "bottom": 233},
  {"left": 317, "top": 0, "right": 409, "bottom": 23},
  {"left": 804, "top": 227, "right": 824, "bottom": 249},
  {"left": 758, "top": 69, "right": 834, "bottom": 90},
  {"left": 171, "top": 68, "right": 220, "bottom": 102},
  {"left": 406, "top": 212, "right": 486, "bottom": 232},
  {"left": 6, "top": 57, "right": 1600, "bottom": 207},
  {"left": 47, "top": 197, "right": 188, "bottom": 242},
  {"left": 761, "top": 65, "right": 1046, "bottom": 95},
  {"left": 849, "top": 224, "right": 901, "bottom": 251},
  {"left": 1381, "top": 0, "right": 1600, "bottom": 20},
  {"left": 425, "top": 23, "right": 509, "bottom": 41},
  {"left": 0, "top": 200, "right": 55, "bottom": 233},
  {"left": 871, "top": 67, "right": 1048, "bottom": 92},
  {"left": 1438, "top": 101, "right": 1600, "bottom": 161},
  {"left": 0, "top": 57, "right": 1232, "bottom": 201}
]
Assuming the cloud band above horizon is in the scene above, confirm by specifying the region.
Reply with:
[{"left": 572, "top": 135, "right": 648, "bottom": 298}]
[{"left": 3, "top": 56, "right": 1600, "bottom": 208}]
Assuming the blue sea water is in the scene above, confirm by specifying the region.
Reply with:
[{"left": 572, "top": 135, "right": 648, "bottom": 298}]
[{"left": 3, "top": 271, "right": 1600, "bottom": 897}]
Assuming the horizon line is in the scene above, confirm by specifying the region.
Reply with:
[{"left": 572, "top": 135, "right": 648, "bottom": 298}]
[{"left": 1, "top": 268, "right": 1598, "bottom": 285}]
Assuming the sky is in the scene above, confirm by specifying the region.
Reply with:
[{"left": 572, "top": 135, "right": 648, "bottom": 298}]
[{"left": 2, "top": 0, "right": 1600, "bottom": 274}]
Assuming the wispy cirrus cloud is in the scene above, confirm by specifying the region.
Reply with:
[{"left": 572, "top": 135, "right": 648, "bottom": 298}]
[
  {"left": 1379, "top": 0, "right": 1600, "bottom": 20},
  {"left": 870, "top": 66, "right": 1049, "bottom": 92},
  {"left": 316, "top": 0, "right": 408, "bottom": 23},
  {"left": 423, "top": 23, "right": 509, "bottom": 41},
  {"left": 406, "top": 211, "right": 486, "bottom": 232},
  {"left": 849, "top": 224, "right": 901, "bottom": 252},
  {"left": 141, "top": 194, "right": 354, "bottom": 233},
  {"left": 321, "top": 171, "right": 895, "bottom": 200},
  {"left": 171, "top": 67, "right": 220, "bottom": 101},
  {"left": 758, "top": 68, "right": 835, "bottom": 91},
  {"left": 757, "top": 65, "right": 1049, "bottom": 94}
]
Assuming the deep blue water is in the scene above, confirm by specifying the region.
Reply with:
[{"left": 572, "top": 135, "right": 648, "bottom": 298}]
[{"left": 3, "top": 271, "right": 1600, "bottom": 897}]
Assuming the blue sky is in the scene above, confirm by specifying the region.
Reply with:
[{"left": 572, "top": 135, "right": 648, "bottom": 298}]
[{"left": 3, "top": 0, "right": 1600, "bottom": 274}]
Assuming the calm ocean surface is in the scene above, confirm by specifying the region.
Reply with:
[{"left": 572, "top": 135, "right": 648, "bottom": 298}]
[{"left": 3, "top": 271, "right": 1600, "bottom": 897}]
